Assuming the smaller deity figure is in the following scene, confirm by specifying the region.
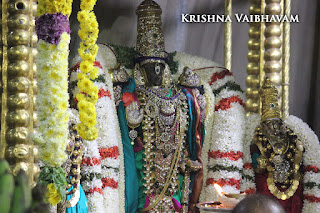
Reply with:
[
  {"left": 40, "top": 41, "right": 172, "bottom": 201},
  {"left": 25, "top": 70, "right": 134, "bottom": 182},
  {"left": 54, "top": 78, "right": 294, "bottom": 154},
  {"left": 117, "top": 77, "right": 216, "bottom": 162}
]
[{"left": 251, "top": 78, "right": 304, "bottom": 212}]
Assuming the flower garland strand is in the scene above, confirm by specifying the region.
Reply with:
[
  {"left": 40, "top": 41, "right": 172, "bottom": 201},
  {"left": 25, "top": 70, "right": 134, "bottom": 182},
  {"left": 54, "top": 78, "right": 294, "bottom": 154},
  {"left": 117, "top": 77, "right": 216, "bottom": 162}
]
[
  {"left": 34, "top": 0, "right": 73, "bottom": 205},
  {"left": 284, "top": 115, "right": 320, "bottom": 213},
  {"left": 69, "top": 56, "right": 122, "bottom": 212},
  {"left": 240, "top": 113, "right": 260, "bottom": 195},
  {"left": 76, "top": 0, "right": 100, "bottom": 140}
]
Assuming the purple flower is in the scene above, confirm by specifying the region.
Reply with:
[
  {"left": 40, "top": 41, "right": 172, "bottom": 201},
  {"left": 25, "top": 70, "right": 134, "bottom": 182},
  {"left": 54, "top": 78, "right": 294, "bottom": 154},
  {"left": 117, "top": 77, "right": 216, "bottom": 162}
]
[{"left": 36, "top": 13, "right": 71, "bottom": 45}]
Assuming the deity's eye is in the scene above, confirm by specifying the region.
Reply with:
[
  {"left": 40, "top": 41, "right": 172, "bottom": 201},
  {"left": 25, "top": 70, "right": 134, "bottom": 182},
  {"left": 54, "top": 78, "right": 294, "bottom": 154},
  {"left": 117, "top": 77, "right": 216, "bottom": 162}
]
[
  {"left": 155, "top": 63, "right": 161, "bottom": 75},
  {"left": 274, "top": 124, "right": 278, "bottom": 129},
  {"left": 270, "top": 103, "right": 276, "bottom": 109},
  {"left": 185, "top": 68, "right": 192, "bottom": 75}
]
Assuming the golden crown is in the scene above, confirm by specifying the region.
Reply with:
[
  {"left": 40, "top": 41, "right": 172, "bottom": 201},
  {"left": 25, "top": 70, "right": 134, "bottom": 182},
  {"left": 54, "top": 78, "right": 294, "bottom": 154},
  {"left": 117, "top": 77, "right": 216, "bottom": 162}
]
[
  {"left": 260, "top": 77, "right": 281, "bottom": 121},
  {"left": 136, "top": 0, "right": 167, "bottom": 59}
]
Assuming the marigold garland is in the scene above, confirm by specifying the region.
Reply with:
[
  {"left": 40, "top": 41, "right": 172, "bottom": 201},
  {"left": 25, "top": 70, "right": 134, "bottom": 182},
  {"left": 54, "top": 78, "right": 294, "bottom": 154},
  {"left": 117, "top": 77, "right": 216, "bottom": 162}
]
[
  {"left": 37, "top": 0, "right": 73, "bottom": 17},
  {"left": 76, "top": 0, "right": 100, "bottom": 140}
]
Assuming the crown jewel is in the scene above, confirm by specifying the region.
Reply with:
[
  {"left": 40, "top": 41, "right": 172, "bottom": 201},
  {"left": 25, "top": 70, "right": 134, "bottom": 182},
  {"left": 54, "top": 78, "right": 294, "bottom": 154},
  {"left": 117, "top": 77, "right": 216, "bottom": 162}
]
[{"left": 136, "top": 0, "right": 167, "bottom": 60}]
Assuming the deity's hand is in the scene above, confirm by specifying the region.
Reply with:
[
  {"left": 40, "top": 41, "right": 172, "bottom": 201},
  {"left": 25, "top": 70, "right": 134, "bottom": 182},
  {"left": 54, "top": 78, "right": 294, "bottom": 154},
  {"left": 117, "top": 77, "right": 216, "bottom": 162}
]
[
  {"left": 180, "top": 159, "right": 202, "bottom": 173},
  {"left": 125, "top": 101, "right": 144, "bottom": 128},
  {"left": 256, "top": 156, "right": 267, "bottom": 174}
]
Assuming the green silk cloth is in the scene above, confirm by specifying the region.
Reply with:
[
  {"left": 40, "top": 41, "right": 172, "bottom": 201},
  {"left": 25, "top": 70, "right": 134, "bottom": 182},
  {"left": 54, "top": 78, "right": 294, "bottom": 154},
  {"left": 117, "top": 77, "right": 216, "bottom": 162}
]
[{"left": 118, "top": 79, "right": 139, "bottom": 213}]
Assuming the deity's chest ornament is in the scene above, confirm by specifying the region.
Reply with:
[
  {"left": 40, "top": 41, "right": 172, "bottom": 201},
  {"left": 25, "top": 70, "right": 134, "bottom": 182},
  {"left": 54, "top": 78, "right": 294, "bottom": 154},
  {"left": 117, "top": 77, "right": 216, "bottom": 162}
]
[
  {"left": 254, "top": 123, "right": 303, "bottom": 200},
  {"left": 136, "top": 84, "right": 189, "bottom": 211}
]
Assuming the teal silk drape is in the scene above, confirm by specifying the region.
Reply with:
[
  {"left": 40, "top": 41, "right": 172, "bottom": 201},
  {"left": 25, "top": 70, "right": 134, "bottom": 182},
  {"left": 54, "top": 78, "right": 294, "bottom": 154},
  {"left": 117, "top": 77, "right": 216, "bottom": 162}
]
[
  {"left": 66, "top": 184, "right": 88, "bottom": 213},
  {"left": 118, "top": 79, "right": 139, "bottom": 213}
]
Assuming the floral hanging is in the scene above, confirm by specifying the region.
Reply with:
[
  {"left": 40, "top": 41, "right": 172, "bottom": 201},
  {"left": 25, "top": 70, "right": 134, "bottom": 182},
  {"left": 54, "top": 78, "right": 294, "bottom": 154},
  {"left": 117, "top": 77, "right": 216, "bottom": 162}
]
[
  {"left": 33, "top": 0, "right": 73, "bottom": 205},
  {"left": 76, "top": 0, "right": 100, "bottom": 140}
]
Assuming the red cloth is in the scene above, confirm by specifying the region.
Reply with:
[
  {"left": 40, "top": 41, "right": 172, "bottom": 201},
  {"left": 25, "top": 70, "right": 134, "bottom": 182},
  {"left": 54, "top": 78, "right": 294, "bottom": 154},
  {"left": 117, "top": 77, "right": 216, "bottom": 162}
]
[{"left": 255, "top": 172, "right": 303, "bottom": 213}]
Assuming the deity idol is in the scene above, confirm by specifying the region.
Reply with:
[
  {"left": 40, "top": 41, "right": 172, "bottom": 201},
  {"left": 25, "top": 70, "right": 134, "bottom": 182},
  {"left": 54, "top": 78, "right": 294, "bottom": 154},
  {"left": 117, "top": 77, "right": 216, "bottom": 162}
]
[
  {"left": 246, "top": 78, "right": 320, "bottom": 213},
  {"left": 117, "top": 2, "right": 205, "bottom": 212},
  {"left": 69, "top": 0, "right": 247, "bottom": 212},
  {"left": 115, "top": 0, "right": 246, "bottom": 212}
]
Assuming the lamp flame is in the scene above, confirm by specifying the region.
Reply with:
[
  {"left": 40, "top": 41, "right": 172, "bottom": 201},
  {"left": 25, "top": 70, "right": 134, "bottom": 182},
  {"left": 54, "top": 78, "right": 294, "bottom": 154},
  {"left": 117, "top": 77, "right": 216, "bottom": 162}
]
[{"left": 213, "top": 184, "right": 225, "bottom": 196}]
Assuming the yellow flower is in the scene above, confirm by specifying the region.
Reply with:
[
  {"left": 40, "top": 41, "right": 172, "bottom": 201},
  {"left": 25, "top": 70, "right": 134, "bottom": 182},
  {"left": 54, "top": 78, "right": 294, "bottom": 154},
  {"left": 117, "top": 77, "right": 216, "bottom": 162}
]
[
  {"left": 76, "top": 3, "right": 99, "bottom": 141},
  {"left": 77, "top": 11, "right": 89, "bottom": 23},
  {"left": 76, "top": 93, "right": 86, "bottom": 103},
  {"left": 87, "top": 93, "right": 98, "bottom": 104},
  {"left": 58, "top": 101, "right": 68, "bottom": 111},
  {"left": 77, "top": 72, "right": 87, "bottom": 81},
  {"left": 38, "top": 42, "right": 47, "bottom": 50},
  {"left": 78, "top": 28, "right": 88, "bottom": 41},
  {"left": 79, "top": 111, "right": 91, "bottom": 124},
  {"left": 53, "top": 0, "right": 63, "bottom": 4},
  {"left": 78, "top": 77, "right": 92, "bottom": 92},
  {"left": 89, "top": 44, "right": 99, "bottom": 56},
  {"left": 86, "top": 127, "right": 99, "bottom": 140},
  {"left": 49, "top": 71, "right": 62, "bottom": 81},
  {"left": 89, "top": 67, "right": 99, "bottom": 79},
  {"left": 77, "top": 99, "right": 87, "bottom": 111},
  {"left": 87, "top": 117, "right": 97, "bottom": 127},
  {"left": 46, "top": 183, "right": 62, "bottom": 205},
  {"left": 88, "top": 18, "right": 98, "bottom": 30},
  {"left": 80, "top": 0, "right": 96, "bottom": 11},
  {"left": 80, "top": 60, "right": 94, "bottom": 74},
  {"left": 41, "top": 151, "right": 53, "bottom": 163},
  {"left": 88, "top": 82, "right": 98, "bottom": 92},
  {"left": 83, "top": 102, "right": 96, "bottom": 116}
]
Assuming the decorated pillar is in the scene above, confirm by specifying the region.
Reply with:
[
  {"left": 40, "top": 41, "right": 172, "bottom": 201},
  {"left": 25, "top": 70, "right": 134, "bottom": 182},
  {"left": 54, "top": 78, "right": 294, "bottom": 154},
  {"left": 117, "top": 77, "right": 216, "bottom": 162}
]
[
  {"left": 264, "top": 0, "right": 283, "bottom": 115},
  {"left": 282, "top": 0, "right": 290, "bottom": 119},
  {"left": 224, "top": 0, "right": 232, "bottom": 71},
  {"left": 246, "top": 0, "right": 263, "bottom": 115},
  {"left": 246, "top": 0, "right": 289, "bottom": 118},
  {"left": 0, "top": 0, "right": 39, "bottom": 185}
]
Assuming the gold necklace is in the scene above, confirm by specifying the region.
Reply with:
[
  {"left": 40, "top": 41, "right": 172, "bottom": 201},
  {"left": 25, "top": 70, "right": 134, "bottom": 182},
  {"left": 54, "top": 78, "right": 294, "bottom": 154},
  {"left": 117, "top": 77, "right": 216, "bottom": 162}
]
[{"left": 255, "top": 126, "right": 303, "bottom": 200}]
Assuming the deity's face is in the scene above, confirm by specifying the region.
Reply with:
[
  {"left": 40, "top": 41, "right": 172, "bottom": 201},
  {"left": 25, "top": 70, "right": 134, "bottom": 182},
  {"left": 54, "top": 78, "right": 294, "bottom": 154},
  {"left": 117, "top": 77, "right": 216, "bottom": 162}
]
[
  {"left": 262, "top": 118, "right": 286, "bottom": 137},
  {"left": 140, "top": 62, "right": 165, "bottom": 87}
]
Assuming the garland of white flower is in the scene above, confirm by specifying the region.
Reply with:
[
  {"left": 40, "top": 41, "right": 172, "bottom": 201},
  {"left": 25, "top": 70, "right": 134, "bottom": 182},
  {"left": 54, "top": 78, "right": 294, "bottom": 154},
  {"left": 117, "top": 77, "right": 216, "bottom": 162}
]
[
  {"left": 34, "top": 33, "right": 70, "bottom": 207},
  {"left": 70, "top": 65, "right": 104, "bottom": 212},
  {"left": 69, "top": 106, "right": 104, "bottom": 212},
  {"left": 94, "top": 44, "right": 126, "bottom": 213},
  {"left": 98, "top": 66, "right": 121, "bottom": 213},
  {"left": 173, "top": 52, "right": 246, "bottom": 201},
  {"left": 35, "top": 34, "right": 70, "bottom": 166},
  {"left": 199, "top": 83, "right": 215, "bottom": 202},
  {"left": 70, "top": 48, "right": 124, "bottom": 212},
  {"left": 284, "top": 115, "right": 320, "bottom": 213},
  {"left": 240, "top": 113, "right": 260, "bottom": 194}
]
